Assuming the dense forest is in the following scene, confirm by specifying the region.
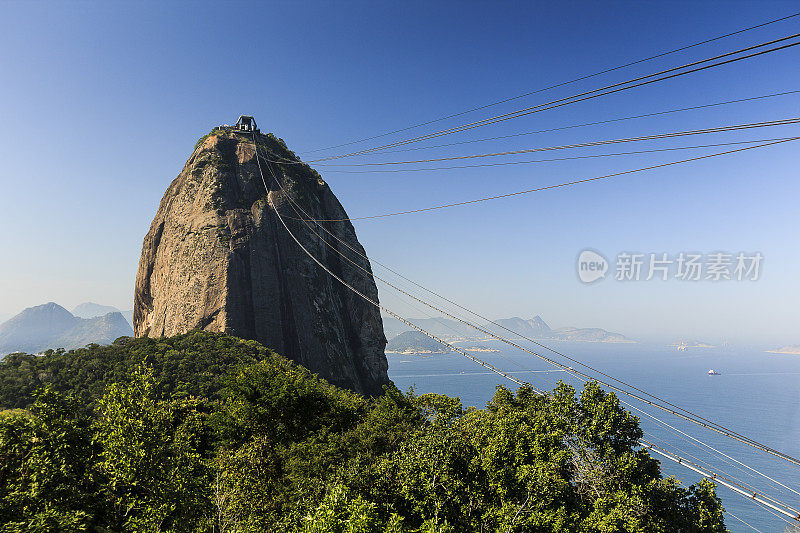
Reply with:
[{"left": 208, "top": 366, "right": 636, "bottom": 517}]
[{"left": 0, "top": 332, "right": 727, "bottom": 532}]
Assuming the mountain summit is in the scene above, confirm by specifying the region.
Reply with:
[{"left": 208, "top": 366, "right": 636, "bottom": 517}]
[
  {"left": 0, "top": 303, "right": 132, "bottom": 354},
  {"left": 134, "top": 123, "right": 389, "bottom": 395}
]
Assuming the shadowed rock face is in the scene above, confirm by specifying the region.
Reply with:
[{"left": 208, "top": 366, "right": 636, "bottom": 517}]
[{"left": 134, "top": 129, "right": 389, "bottom": 396}]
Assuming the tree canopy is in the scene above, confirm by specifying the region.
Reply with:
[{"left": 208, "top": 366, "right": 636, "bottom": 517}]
[{"left": 0, "top": 331, "right": 727, "bottom": 532}]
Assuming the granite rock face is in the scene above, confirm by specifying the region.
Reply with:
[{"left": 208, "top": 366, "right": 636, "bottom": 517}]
[{"left": 134, "top": 129, "right": 389, "bottom": 395}]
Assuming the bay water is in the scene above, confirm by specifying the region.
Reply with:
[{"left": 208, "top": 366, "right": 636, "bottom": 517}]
[{"left": 388, "top": 341, "right": 800, "bottom": 532}]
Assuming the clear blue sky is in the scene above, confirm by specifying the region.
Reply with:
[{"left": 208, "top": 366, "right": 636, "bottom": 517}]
[{"left": 1, "top": 1, "right": 798, "bottom": 344}]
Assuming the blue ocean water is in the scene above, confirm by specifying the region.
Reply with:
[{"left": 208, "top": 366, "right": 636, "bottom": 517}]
[{"left": 388, "top": 342, "right": 800, "bottom": 532}]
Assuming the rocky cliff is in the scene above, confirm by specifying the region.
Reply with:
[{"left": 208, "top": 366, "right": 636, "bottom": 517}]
[{"left": 134, "top": 127, "right": 389, "bottom": 395}]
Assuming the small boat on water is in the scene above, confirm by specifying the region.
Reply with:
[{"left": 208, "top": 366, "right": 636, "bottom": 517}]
[{"left": 707, "top": 369, "right": 721, "bottom": 375}]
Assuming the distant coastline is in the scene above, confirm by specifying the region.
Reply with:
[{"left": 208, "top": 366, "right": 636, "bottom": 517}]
[
  {"left": 670, "top": 340, "right": 715, "bottom": 348},
  {"left": 382, "top": 316, "right": 635, "bottom": 346},
  {"left": 552, "top": 337, "right": 637, "bottom": 344},
  {"left": 766, "top": 345, "right": 800, "bottom": 355},
  {"left": 386, "top": 349, "right": 449, "bottom": 355},
  {"left": 386, "top": 346, "right": 500, "bottom": 355}
]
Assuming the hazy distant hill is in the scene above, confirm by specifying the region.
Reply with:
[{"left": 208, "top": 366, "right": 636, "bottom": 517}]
[
  {"left": 122, "top": 310, "right": 134, "bottom": 328},
  {"left": 70, "top": 302, "right": 134, "bottom": 330},
  {"left": 382, "top": 317, "right": 478, "bottom": 340},
  {"left": 494, "top": 316, "right": 551, "bottom": 337},
  {"left": 553, "top": 327, "right": 633, "bottom": 343},
  {"left": 72, "top": 302, "right": 121, "bottom": 319},
  {"left": 0, "top": 303, "right": 77, "bottom": 354},
  {"left": 383, "top": 316, "right": 550, "bottom": 341},
  {"left": 382, "top": 315, "right": 633, "bottom": 344},
  {"left": 386, "top": 331, "right": 451, "bottom": 354},
  {"left": 382, "top": 317, "right": 411, "bottom": 339},
  {"left": 57, "top": 313, "right": 133, "bottom": 349},
  {"left": 767, "top": 345, "right": 800, "bottom": 355},
  {"left": 0, "top": 303, "right": 133, "bottom": 355}
]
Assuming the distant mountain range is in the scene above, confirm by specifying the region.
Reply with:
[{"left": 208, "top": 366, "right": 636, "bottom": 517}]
[
  {"left": 0, "top": 302, "right": 133, "bottom": 355},
  {"left": 382, "top": 315, "right": 633, "bottom": 344},
  {"left": 72, "top": 302, "right": 121, "bottom": 319},
  {"left": 71, "top": 302, "right": 134, "bottom": 328},
  {"left": 0, "top": 303, "right": 632, "bottom": 357}
]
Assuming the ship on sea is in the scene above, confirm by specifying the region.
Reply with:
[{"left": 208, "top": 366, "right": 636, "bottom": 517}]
[{"left": 707, "top": 369, "right": 721, "bottom": 375}]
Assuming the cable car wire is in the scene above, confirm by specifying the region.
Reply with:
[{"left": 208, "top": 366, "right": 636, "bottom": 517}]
[
  {"left": 259, "top": 154, "right": 800, "bottom": 474},
  {"left": 315, "top": 89, "right": 800, "bottom": 158},
  {"left": 254, "top": 140, "right": 800, "bottom": 469},
  {"left": 304, "top": 35, "right": 800, "bottom": 163},
  {"left": 306, "top": 117, "right": 800, "bottom": 167},
  {"left": 299, "top": 12, "right": 800, "bottom": 154},
  {"left": 284, "top": 137, "right": 800, "bottom": 221},
  {"left": 316, "top": 138, "right": 796, "bottom": 173},
  {"left": 254, "top": 141, "right": 800, "bottom": 522}
]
